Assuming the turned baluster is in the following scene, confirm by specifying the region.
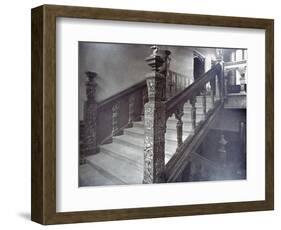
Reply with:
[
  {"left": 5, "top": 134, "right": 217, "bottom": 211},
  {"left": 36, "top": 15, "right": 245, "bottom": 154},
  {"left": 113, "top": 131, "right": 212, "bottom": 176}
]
[
  {"left": 128, "top": 94, "right": 135, "bottom": 127},
  {"left": 210, "top": 80, "right": 215, "bottom": 108},
  {"left": 167, "top": 71, "right": 173, "bottom": 99},
  {"left": 112, "top": 101, "right": 120, "bottom": 136},
  {"left": 143, "top": 45, "right": 166, "bottom": 184},
  {"left": 202, "top": 85, "right": 207, "bottom": 119},
  {"left": 174, "top": 73, "right": 178, "bottom": 94},
  {"left": 81, "top": 71, "right": 98, "bottom": 163},
  {"left": 175, "top": 106, "right": 184, "bottom": 150},
  {"left": 190, "top": 96, "right": 197, "bottom": 133}
]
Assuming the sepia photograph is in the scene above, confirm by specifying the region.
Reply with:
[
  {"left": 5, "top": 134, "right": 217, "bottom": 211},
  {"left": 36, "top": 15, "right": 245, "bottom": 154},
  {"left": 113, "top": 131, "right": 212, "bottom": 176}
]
[{"left": 78, "top": 42, "right": 247, "bottom": 187}]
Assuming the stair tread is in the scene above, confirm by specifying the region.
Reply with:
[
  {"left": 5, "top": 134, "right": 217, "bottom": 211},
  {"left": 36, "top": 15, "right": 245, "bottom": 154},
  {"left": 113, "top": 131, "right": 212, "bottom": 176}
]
[
  {"left": 113, "top": 134, "right": 144, "bottom": 147},
  {"left": 100, "top": 142, "right": 143, "bottom": 169},
  {"left": 79, "top": 163, "right": 118, "bottom": 186},
  {"left": 124, "top": 127, "right": 191, "bottom": 141},
  {"left": 86, "top": 152, "right": 143, "bottom": 184}
]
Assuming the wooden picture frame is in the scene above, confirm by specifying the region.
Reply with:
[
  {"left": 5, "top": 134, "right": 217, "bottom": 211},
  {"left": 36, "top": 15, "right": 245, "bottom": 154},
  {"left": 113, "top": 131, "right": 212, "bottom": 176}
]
[{"left": 31, "top": 4, "right": 274, "bottom": 225}]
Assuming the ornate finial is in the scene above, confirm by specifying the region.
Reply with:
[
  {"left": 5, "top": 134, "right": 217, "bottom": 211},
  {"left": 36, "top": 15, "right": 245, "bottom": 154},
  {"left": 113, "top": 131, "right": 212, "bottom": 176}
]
[
  {"left": 145, "top": 45, "right": 165, "bottom": 72},
  {"left": 85, "top": 71, "right": 97, "bottom": 100},
  {"left": 85, "top": 71, "right": 97, "bottom": 81}
]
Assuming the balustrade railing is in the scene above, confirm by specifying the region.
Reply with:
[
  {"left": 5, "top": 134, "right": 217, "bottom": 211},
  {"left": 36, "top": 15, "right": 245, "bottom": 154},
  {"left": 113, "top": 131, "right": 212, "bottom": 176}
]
[
  {"left": 79, "top": 77, "right": 147, "bottom": 163},
  {"left": 166, "top": 70, "right": 191, "bottom": 99},
  {"left": 80, "top": 45, "right": 225, "bottom": 184},
  {"left": 143, "top": 46, "right": 224, "bottom": 183}
]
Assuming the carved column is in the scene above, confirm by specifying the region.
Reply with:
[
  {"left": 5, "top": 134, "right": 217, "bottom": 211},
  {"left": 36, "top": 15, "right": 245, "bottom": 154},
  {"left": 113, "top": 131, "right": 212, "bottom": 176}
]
[
  {"left": 82, "top": 71, "right": 98, "bottom": 162},
  {"left": 112, "top": 101, "right": 121, "bottom": 136},
  {"left": 175, "top": 106, "right": 184, "bottom": 150},
  {"left": 190, "top": 96, "right": 197, "bottom": 134},
  {"left": 128, "top": 94, "right": 135, "bottom": 127},
  {"left": 143, "top": 46, "right": 166, "bottom": 184},
  {"left": 141, "top": 87, "right": 148, "bottom": 117},
  {"left": 218, "top": 134, "right": 228, "bottom": 167}
]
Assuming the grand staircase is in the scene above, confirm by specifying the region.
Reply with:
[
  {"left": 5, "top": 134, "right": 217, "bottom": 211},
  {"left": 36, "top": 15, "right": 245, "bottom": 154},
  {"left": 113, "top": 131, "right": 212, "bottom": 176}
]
[{"left": 79, "top": 95, "right": 214, "bottom": 186}]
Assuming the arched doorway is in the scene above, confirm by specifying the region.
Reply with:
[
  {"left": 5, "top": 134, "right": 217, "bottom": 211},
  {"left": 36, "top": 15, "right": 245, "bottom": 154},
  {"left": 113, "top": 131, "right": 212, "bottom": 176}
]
[{"left": 193, "top": 51, "right": 205, "bottom": 81}]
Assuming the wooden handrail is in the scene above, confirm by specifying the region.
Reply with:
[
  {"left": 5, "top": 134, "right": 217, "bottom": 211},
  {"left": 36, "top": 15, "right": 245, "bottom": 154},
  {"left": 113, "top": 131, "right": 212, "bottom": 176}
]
[
  {"left": 165, "top": 63, "right": 222, "bottom": 117},
  {"left": 224, "top": 60, "right": 247, "bottom": 67},
  {"left": 97, "top": 80, "right": 146, "bottom": 109}
]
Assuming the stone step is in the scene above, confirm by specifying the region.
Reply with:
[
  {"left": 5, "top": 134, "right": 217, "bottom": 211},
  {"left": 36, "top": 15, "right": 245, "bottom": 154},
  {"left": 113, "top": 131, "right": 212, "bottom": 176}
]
[
  {"left": 86, "top": 152, "right": 143, "bottom": 185},
  {"left": 112, "top": 130, "right": 178, "bottom": 158},
  {"left": 112, "top": 134, "right": 144, "bottom": 151},
  {"left": 99, "top": 142, "right": 143, "bottom": 170},
  {"left": 79, "top": 163, "right": 121, "bottom": 186},
  {"left": 184, "top": 103, "right": 213, "bottom": 110},
  {"left": 123, "top": 127, "right": 190, "bottom": 145}
]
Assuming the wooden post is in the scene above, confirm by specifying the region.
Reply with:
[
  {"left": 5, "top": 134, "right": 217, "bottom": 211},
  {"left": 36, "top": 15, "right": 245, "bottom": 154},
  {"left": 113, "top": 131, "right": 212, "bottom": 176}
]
[
  {"left": 112, "top": 101, "right": 121, "bottom": 136},
  {"left": 143, "top": 46, "right": 166, "bottom": 184},
  {"left": 202, "top": 85, "right": 207, "bottom": 119},
  {"left": 128, "top": 94, "right": 135, "bottom": 127},
  {"left": 190, "top": 96, "right": 197, "bottom": 134},
  {"left": 81, "top": 71, "right": 97, "bottom": 163},
  {"left": 210, "top": 85, "right": 215, "bottom": 108},
  {"left": 175, "top": 106, "right": 184, "bottom": 150}
]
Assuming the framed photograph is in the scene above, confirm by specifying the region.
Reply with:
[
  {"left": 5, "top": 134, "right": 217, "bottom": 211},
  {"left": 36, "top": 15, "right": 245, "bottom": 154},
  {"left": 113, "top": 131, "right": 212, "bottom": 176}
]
[{"left": 31, "top": 4, "right": 274, "bottom": 224}]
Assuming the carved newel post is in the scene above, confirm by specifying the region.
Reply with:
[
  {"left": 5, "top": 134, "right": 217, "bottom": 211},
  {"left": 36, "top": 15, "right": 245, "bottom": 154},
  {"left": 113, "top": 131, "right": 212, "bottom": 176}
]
[
  {"left": 82, "top": 71, "right": 98, "bottom": 160},
  {"left": 143, "top": 46, "right": 166, "bottom": 184}
]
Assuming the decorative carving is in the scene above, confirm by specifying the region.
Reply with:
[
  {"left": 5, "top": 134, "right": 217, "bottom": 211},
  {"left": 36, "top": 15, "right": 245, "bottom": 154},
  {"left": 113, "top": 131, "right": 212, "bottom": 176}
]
[
  {"left": 190, "top": 96, "right": 197, "bottom": 133},
  {"left": 112, "top": 101, "right": 120, "bottom": 136},
  {"left": 141, "top": 87, "right": 148, "bottom": 117},
  {"left": 143, "top": 46, "right": 166, "bottom": 184},
  {"left": 143, "top": 102, "right": 166, "bottom": 183},
  {"left": 174, "top": 106, "right": 184, "bottom": 149},
  {"left": 218, "top": 134, "right": 228, "bottom": 167},
  {"left": 81, "top": 71, "right": 98, "bottom": 163},
  {"left": 128, "top": 94, "right": 135, "bottom": 127}
]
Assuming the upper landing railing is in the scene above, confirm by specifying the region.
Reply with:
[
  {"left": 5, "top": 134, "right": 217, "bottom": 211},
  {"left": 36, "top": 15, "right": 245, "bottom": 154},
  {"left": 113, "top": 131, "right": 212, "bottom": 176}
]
[{"left": 224, "top": 60, "right": 247, "bottom": 94}]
